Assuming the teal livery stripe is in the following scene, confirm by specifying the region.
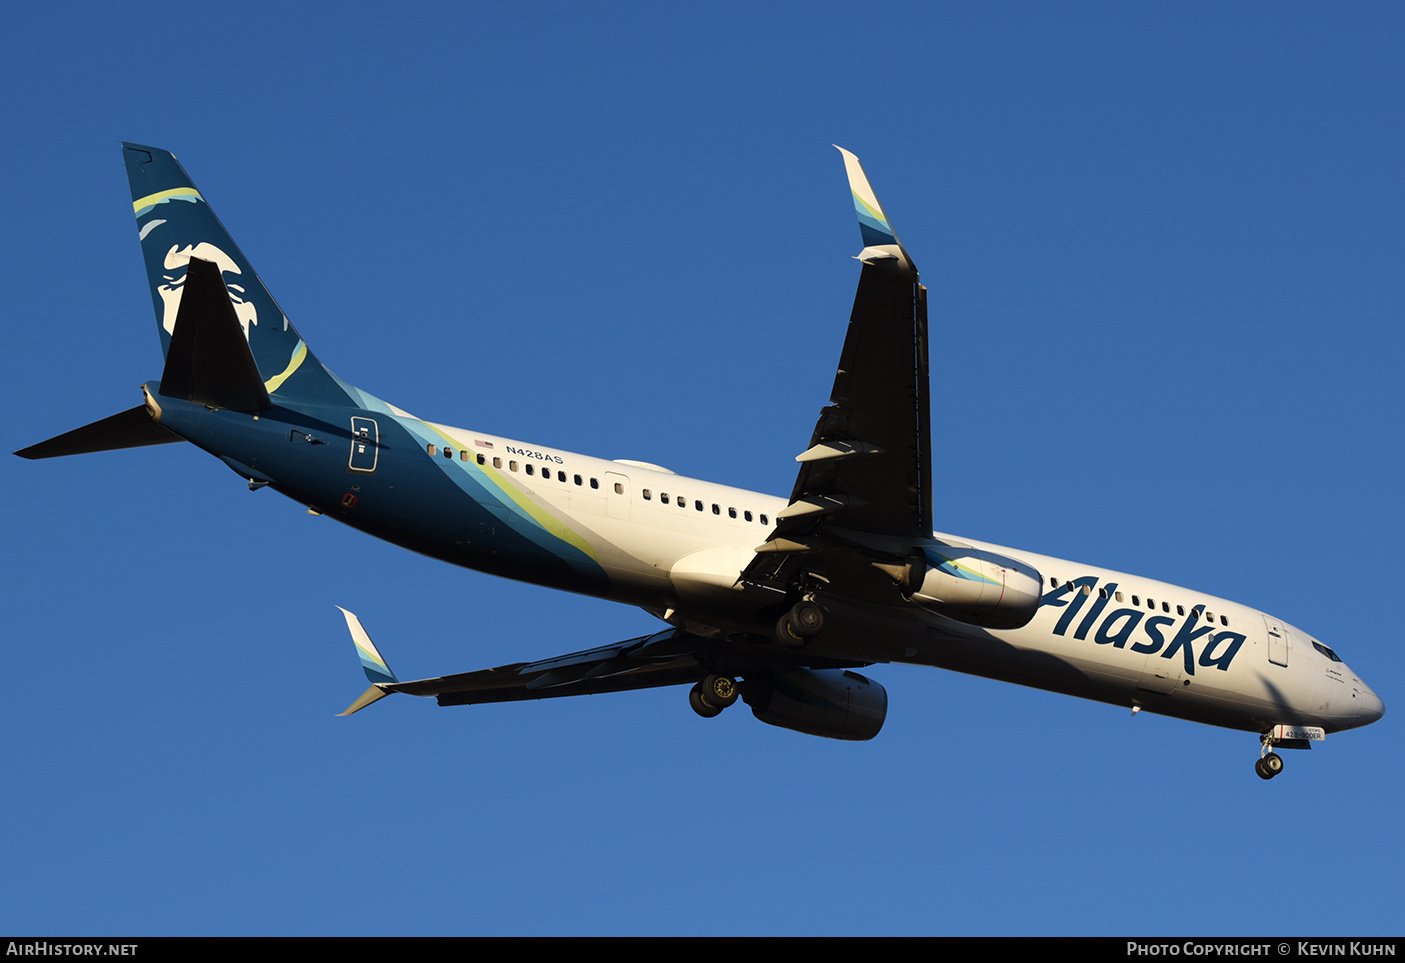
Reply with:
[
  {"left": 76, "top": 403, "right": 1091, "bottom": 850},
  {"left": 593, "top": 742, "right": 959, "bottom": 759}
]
[
  {"left": 393, "top": 418, "right": 605, "bottom": 579},
  {"left": 357, "top": 644, "right": 395, "bottom": 686},
  {"left": 923, "top": 548, "right": 1000, "bottom": 585}
]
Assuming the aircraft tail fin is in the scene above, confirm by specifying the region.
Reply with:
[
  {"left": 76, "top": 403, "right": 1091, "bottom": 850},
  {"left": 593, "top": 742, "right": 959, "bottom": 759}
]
[
  {"left": 158, "top": 258, "right": 272, "bottom": 411},
  {"left": 123, "top": 143, "right": 356, "bottom": 407},
  {"left": 336, "top": 607, "right": 399, "bottom": 716}
]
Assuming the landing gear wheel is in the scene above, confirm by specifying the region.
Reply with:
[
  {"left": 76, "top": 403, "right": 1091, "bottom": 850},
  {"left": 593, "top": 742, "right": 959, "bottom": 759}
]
[
  {"left": 1262, "top": 751, "right": 1283, "bottom": 777},
  {"left": 791, "top": 601, "right": 825, "bottom": 636},
  {"left": 775, "top": 600, "right": 824, "bottom": 646},
  {"left": 699, "top": 674, "right": 738, "bottom": 709},
  {"left": 776, "top": 613, "right": 805, "bottom": 647},
  {"left": 1255, "top": 758, "right": 1271, "bottom": 780},
  {"left": 689, "top": 683, "right": 723, "bottom": 718}
]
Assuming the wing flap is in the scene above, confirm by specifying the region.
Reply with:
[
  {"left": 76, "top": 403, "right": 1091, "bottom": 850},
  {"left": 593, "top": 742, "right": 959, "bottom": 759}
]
[{"left": 388, "top": 629, "right": 711, "bottom": 706}]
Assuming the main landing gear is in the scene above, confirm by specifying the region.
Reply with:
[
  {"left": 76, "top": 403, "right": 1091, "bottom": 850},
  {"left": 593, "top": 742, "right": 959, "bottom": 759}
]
[
  {"left": 689, "top": 674, "right": 739, "bottom": 718},
  {"left": 775, "top": 600, "right": 825, "bottom": 647},
  {"left": 1255, "top": 738, "right": 1285, "bottom": 780}
]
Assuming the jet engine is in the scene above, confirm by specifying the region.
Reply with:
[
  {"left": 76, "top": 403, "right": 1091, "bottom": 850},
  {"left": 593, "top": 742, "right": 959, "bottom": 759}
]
[
  {"left": 744, "top": 666, "right": 887, "bottom": 741},
  {"left": 875, "top": 541, "right": 1043, "bottom": 630}
]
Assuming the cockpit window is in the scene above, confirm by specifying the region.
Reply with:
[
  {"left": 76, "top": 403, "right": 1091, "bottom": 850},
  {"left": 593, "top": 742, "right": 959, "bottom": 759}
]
[{"left": 1312, "top": 640, "right": 1343, "bottom": 663}]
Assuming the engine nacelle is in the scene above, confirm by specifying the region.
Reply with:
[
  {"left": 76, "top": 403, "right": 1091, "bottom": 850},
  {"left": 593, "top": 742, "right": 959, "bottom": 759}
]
[
  {"left": 744, "top": 666, "right": 887, "bottom": 741},
  {"left": 878, "top": 541, "right": 1043, "bottom": 629}
]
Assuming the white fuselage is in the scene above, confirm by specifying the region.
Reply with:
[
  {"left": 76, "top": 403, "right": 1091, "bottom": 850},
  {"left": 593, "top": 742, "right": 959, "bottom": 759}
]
[{"left": 420, "top": 419, "right": 1383, "bottom": 737}]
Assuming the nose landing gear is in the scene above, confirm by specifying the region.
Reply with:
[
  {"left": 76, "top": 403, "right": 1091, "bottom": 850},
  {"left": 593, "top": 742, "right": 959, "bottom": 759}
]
[
  {"left": 1253, "top": 724, "right": 1323, "bottom": 778},
  {"left": 1255, "top": 733, "right": 1285, "bottom": 780}
]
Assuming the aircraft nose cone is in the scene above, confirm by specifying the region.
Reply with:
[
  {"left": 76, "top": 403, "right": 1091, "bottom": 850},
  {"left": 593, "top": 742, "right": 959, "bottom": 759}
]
[{"left": 1358, "top": 684, "right": 1384, "bottom": 726}]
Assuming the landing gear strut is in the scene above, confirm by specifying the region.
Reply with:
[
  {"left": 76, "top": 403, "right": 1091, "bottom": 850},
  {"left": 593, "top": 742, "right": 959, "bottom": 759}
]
[
  {"left": 1255, "top": 736, "right": 1285, "bottom": 780},
  {"left": 690, "top": 674, "right": 739, "bottom": 718},
  {"left": 775, "top": 600, "right": 825, "bottom": 647}
]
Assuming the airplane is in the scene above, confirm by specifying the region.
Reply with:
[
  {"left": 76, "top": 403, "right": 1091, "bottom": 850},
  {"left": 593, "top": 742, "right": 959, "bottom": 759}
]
[{"left": 17, "top": 143, "right": 1383, "bottom": 780}]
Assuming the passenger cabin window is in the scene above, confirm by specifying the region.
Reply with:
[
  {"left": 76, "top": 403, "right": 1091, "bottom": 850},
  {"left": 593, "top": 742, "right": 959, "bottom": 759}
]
[
  {"left": 643, "top": 490, "right": 652, "bottom": 500},
  {"left": 493, "top": 457, "right": 502, "bottom": 469},
  {"left": 443, "top": 447, "right": 453, "bottom": 459},
  {"left": 590, "top": 478, "right": 599, "bottom": 489},
  {"left": 614, "top": 483, "right": 624, "bottom": 495},
  {"left": 574, "top": 474, "right": 582, "bottom": 486},
  {"left": 427, "top": 444, "right": 437, "bottom": 456},
  {"left": 1132, "top": 595, "right": 1140, "bottom": 605},
  {"left": 744, "top": 511, "right": 753, "bottom": 522},
  {"left": 526, "top": 464, "right": 534, "bottom": 476},
  {"left": 759, "top": 514, "right": 768, "bottom": 525},
  {"left": 660, "top": 493, "right": 669, "bottom": 504},
  {"left": 728, "top": 508, "right": 737, "bottom": 519},
  {"left": 696, "top": 501, "right": 704, "bottom": 511},
  {"left": 510, "top": 461, "right": 519, "bottom": 472},
  {"left": 461, "top": 451, "right": 470, "bottom": 462}
]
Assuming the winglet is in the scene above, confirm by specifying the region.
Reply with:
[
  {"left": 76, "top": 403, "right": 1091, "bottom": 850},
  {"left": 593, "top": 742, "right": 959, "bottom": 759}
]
[
  {"left": 336, "top": 606, "right": 398, "bottom": 716},
  {"left": 835, "top": 146, "right": 917, "bottom": 277}
]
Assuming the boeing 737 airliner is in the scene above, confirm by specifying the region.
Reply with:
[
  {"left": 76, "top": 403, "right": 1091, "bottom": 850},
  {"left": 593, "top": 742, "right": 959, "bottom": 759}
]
[{"left": 17, "top": 144, "right": 1382, "bottom": 778}]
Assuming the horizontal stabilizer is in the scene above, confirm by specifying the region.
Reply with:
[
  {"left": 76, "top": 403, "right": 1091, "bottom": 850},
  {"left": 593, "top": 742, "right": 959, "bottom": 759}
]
[
  {"left": 14, "top": 404, "right": 181, "bottom": 460},
  {"left": 159, "top": 258, "right": 271, "bottom": 411}
]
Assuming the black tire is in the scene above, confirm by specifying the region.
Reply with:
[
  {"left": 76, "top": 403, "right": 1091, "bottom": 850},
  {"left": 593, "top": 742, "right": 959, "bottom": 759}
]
[
  {"left": 776, "top": 613, "right": 806, "bottom": 647},
  {"left": 1263, "top": 752, "right": 1284, "bottom": 776},
  {"left": 790, "top": 601, "right": 825, "bottom": 637},
  {"left": 701, "top": 674, "right": 738, "bottom": 709},
  {"left": 689, "top": 683, "right": 723, "bottom": 718},
  {"left": 1255, "top": 758, "right": 1272, "bottom": 780}
]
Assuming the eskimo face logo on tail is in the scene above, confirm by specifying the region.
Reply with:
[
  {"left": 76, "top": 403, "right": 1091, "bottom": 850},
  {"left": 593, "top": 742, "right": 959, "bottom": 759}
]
[{"left": 158, "top": 242, "right": 258, "bottom": 340}]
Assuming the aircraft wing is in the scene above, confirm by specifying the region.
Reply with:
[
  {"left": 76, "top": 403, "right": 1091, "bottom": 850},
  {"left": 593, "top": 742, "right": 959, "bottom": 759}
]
[
  {"left": 743, "top": 148, "right": 930, "bottom": 591},
  {"left": 335, "top": 609, "right": 873, "bottom": 715},
  {"left": 337, "top": 608, "right": 716, "bottom": 714},
  {"left": 391, "top": 632, "right": 712, "bottom": 707}
]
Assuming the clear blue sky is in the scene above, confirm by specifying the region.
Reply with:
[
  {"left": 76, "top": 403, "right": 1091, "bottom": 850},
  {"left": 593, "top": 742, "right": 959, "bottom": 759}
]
[{"left": 3, "top": 2, "right": 1401, "bottom": 936}]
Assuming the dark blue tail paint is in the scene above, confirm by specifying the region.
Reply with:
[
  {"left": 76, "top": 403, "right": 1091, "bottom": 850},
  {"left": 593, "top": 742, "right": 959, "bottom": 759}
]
[{"left": 123, "top": 143, "right": 354, "bottom": 408}]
